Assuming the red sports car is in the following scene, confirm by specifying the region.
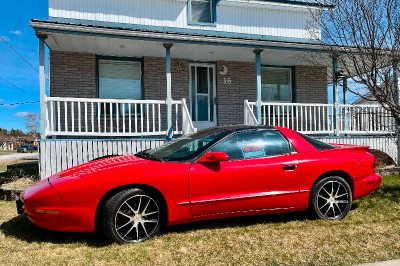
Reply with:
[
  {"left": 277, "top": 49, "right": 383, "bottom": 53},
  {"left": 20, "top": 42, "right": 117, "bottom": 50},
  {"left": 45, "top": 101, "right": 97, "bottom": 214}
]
[{"left": 17, "top": 125, "right": 381, "bottom": 243}]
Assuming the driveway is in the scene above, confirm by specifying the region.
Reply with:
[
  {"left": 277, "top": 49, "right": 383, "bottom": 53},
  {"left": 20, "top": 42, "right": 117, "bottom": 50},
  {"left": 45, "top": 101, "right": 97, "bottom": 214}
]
[{"left": 0, "top": 153, "right": 38, "bottom": 163}]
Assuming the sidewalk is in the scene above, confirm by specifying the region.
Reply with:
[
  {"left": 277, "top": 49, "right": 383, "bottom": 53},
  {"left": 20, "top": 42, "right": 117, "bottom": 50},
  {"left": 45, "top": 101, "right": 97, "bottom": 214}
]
[{"left": 356, "top": 259, "right": 400, "bottom": 266}]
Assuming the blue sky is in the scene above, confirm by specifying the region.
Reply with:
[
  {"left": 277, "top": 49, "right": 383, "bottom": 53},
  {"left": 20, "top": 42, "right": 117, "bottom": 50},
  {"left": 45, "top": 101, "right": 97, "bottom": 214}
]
[{"left": 0, "top": 0, "right": 48, "bottom": 132}]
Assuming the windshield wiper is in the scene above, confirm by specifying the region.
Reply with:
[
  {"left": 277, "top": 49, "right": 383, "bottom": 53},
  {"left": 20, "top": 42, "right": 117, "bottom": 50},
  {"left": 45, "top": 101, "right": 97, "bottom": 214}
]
[{"left": 136, "top": 150, "right": 164, "bottom": 162}]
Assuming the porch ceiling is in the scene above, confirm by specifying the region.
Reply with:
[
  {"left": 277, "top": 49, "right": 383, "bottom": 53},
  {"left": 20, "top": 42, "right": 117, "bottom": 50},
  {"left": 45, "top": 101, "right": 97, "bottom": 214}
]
[
  {"left": 31, "top": 19, "right": 341, "bottom": 83},
  {"left": 47, "top": 32, "right": 324, "bottom": 63},
  {"left": 45, "top": 32, "right": 334, "bottom": 81}
]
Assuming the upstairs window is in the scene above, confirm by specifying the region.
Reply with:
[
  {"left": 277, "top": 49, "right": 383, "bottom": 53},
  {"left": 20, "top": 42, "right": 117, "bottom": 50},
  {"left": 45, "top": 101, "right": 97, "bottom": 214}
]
[{"left": 189, "top": 0, "right": 215, "bottom": 24}]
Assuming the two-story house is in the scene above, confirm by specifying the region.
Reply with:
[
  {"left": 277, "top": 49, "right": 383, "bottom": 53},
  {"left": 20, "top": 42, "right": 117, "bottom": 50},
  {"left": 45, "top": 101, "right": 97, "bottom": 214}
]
[{"left": 30, "top": 0, "right": 398, "bottom": 179}]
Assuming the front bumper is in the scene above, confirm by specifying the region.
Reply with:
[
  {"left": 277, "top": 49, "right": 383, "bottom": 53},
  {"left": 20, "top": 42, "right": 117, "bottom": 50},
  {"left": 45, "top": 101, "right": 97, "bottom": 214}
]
[
  {"left": 16, "top": 196, "right": 24, "bottom": 214},
  {"left": 19, "top": 178, "right": 98, "bottom": 232}
]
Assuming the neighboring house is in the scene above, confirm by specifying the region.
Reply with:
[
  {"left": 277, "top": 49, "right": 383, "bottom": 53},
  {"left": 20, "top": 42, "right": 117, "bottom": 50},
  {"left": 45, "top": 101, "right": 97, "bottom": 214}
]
[
  {"left": 0, "top": 135, "right": 38, "bottom": 151},
  {"left": 352, "top": 91, "right": 379, "bottom": 105},
  {"left": 0, "top": 135, "right": 15, "bottom": 151},
  {"left": 30, "top": 0, "right": 398, "bottom": 179}
]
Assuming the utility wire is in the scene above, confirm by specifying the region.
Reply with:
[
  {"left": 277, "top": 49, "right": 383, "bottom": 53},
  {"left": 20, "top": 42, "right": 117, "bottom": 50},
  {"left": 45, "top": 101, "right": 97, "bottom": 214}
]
[
  {"left": 0, "top": 101, "right": 39, "bottom": 106},
  {"left": 0, "top": 36, "right": 49, "bottom": 81},
  {"left": 0, "top": 77, "right": 39, "bottom": 100}
]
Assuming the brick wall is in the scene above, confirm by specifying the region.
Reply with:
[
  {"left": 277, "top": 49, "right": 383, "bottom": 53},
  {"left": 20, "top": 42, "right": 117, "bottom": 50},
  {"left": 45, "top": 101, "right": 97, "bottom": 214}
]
[
  {"left": 143, "top": 57, "right": 189, "bottom": 101},
  {"left": 295, "top": 65, "right": 328, "bottom": 104},
  {"left": 216, "top": 61, "right": 256, "bottom": 126},
  {"left": 49, "top": 51, "right": 96, "bottom": 98}
]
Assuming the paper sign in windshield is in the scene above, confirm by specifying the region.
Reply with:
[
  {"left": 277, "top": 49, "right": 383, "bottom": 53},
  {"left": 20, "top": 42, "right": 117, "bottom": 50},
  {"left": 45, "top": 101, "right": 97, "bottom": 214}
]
[{"left": 241, "top": 141, "right": 265, "bottom": 159}]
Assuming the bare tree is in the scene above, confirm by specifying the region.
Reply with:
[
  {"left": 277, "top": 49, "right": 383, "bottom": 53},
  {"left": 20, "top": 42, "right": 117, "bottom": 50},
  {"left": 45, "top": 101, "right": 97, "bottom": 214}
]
[
  {"left": 307, "top": 0, "right": 400, "bottom": 124},
  {"left": 24, "top": 113, "right": 40, "bottom": 137}
]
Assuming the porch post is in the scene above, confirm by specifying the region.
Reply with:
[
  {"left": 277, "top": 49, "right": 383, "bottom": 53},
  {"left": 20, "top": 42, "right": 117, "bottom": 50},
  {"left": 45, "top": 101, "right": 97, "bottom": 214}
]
[
  {"left": 332, "top": 56, "right": 339, "bottom": 135},
  {"left": 37, "top": 34, "right": 47, "bottom": 139},
  {"left": 342, "top": 77, "right": 347, "bottom": 105},
  {"left": 393, "top": 62, "right": 399, "bottom": 105},
  {"left": 254, "top": 49, "right": 263, "bottom": 124},
  {"left": 393, "top": 62, "right": 400, "bottom": 165},
  {"left": 164, "top": 42, "right": 173, "bottom": 140}
]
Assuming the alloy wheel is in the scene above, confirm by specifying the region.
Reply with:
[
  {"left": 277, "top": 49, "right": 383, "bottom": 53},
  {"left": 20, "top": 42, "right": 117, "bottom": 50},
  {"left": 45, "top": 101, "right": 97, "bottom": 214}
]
[
  {"left": 114, "top": 195, "right": 160, "bottom": 242},
  {"left": 316, "top": 180, "right": 350, "bottom": 219}
]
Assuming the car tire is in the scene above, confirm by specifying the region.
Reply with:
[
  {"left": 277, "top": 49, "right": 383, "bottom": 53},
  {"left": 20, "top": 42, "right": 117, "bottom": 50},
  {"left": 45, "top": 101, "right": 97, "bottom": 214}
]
[
  {"left": 310, "top": 176, "right": 352, "bottom": 220},
  {"left": 102, "top": 188, "right": 162, "bottom": 244}
]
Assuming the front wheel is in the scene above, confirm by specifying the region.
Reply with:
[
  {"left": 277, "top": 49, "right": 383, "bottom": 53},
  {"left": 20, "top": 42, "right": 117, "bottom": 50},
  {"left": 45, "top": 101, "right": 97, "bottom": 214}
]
[
  {"left": 102, "top": 188, "right": 162, "bottom": 244},
  {"left": 310, "top": 176, "right": 352, "bottom": 220}
]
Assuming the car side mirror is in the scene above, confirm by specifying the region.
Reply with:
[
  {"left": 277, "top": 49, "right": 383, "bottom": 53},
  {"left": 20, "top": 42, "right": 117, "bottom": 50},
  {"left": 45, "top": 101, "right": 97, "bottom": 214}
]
[{"left": 198, "top": 152, "right": 229, "bottom": 163}]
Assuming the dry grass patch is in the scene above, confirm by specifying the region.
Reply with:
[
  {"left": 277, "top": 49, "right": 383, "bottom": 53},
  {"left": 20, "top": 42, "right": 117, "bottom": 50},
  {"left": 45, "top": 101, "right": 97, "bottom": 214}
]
[{"left": 0, "top": 176, "right": 399, "bottom": 265}]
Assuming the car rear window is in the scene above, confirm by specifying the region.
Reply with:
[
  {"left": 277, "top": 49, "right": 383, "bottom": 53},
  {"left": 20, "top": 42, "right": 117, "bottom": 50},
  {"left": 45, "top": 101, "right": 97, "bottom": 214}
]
[{"left": 297, "top": 133, "right": 337, "bottom": 151}]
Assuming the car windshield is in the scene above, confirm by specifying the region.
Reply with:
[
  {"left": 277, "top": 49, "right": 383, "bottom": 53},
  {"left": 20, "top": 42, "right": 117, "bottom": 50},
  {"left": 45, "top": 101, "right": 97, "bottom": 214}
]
[{"left": 138, "top": 128, "right": 231, "bottom": 162}]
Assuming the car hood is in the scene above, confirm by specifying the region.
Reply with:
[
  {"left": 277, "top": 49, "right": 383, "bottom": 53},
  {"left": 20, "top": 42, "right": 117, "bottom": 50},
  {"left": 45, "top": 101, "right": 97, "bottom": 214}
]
[
  {"left": 51, "top": 154, "right": 157, "bottom": 180},
  {"left": 47, "top": 154, "right": 190, "bottom": 203}
]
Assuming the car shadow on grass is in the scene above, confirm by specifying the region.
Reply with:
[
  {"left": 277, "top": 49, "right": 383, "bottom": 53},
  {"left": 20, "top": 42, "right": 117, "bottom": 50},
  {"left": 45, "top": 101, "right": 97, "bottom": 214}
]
[
  {"left": 0, "top": 214, "right": 110, "bottom": 247},
  {"left": 166, "top": 210, "right": 311, "bottom": 235},
  {"left": 167, "top": 202, "right": 361, "bottom": 235}
]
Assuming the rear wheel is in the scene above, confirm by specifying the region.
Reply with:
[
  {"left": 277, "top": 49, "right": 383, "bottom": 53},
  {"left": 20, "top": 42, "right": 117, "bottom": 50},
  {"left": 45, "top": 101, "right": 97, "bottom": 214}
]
[
  {"left": 102, "top": 188, "right": 161, "bottom": 244},
  {"left": 310, "top": 176, "right": 352, "bottom": 220}
]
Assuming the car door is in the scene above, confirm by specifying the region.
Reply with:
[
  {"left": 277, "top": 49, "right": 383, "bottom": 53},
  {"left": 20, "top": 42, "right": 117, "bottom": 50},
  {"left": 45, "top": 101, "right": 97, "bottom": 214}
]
[{"left": 188, "top": 129, "right": 301, "bottom": 217}]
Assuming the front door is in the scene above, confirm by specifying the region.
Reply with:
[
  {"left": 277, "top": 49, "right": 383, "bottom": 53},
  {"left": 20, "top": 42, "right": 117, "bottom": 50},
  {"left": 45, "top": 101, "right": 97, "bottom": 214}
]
[{"left": 189, "top": 64, "right": 217, "bottom": 130}]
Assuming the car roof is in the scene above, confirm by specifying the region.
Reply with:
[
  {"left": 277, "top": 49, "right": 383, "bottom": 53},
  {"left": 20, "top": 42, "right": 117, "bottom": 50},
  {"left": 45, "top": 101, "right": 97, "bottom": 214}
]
[{"left": 201, "top": 124, "right": 276, "bottom": 133}]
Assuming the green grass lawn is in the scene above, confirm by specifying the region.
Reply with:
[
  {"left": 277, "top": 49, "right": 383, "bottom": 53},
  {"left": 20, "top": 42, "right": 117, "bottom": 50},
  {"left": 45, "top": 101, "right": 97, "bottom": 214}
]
[
  {"left": 0, "top": 150, "right": 17, "bottom": 155},
  {"left": 0, "top": 159, "right": 38, "bottom": 172},
  {"left": 0, "top": 176, "right": 399, "bottom": 265}
]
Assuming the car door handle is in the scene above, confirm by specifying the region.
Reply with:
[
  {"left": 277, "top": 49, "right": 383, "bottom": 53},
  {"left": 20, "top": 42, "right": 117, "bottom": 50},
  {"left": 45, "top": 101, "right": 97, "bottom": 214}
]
[{"left": 283, "top": 165, "right": 297, "bottom": 170}]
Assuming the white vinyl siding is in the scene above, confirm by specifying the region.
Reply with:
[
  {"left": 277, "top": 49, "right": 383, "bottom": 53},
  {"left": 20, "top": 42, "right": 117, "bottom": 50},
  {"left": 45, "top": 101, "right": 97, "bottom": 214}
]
[{"left": 49, "top": 0, "right": 320, "bottom": 40}]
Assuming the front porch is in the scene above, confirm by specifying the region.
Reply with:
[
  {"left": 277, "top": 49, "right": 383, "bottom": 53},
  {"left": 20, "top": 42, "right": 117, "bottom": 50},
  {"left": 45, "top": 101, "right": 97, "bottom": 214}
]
[{"left": 30, "top": 19, "right": 399, "bottom": 179}]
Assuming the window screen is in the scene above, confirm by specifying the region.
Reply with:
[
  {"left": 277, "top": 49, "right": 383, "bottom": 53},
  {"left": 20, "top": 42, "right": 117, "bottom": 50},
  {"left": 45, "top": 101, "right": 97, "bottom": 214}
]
[
  {"left": 98, "top": 59, "right": 142, "bottom": 116},
  {"left": 191, "top": 0, "right": 212, "bottom": 23},
  {"left": 261, "top": 68, "right": 291, "bottom": 102},
  {"left": 99, "top": 60, "right": 141, "bottom": 100},
  {"left": 211, "top": 130, "right": 291, "bottom": 161}
]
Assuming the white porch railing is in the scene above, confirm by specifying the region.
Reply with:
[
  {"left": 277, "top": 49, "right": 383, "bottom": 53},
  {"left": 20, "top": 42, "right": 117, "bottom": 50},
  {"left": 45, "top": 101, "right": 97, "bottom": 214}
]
[
  {"left": 45, "top": 96, "right": 196, "bottom": 137},
  {"left": 245, "top": 101, "right": 395, "bottom": 135},
  {"left": 244, "top": 100, "right": 258, "bottom": 125}
]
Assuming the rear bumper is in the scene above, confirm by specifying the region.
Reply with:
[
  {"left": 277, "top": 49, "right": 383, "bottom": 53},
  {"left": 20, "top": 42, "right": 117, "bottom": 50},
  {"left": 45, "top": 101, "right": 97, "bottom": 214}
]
[
  {"left": 20, "top": 179, "right": 98, "bottom": 232},
  {"left": 353, "top": 173, "right": 381, "bottom": 200}
]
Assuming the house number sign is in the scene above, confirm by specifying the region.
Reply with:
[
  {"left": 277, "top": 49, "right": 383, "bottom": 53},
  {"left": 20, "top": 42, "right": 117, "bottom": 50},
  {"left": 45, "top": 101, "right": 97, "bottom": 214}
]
[{"left": 223, "top": 78, "right": 232, "bottom": 84}]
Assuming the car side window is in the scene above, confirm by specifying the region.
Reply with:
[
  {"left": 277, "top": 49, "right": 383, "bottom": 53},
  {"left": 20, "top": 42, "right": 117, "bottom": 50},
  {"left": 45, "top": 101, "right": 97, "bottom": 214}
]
[{"left": 211, "top": 130, "right": 291, "bottom": 161}]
